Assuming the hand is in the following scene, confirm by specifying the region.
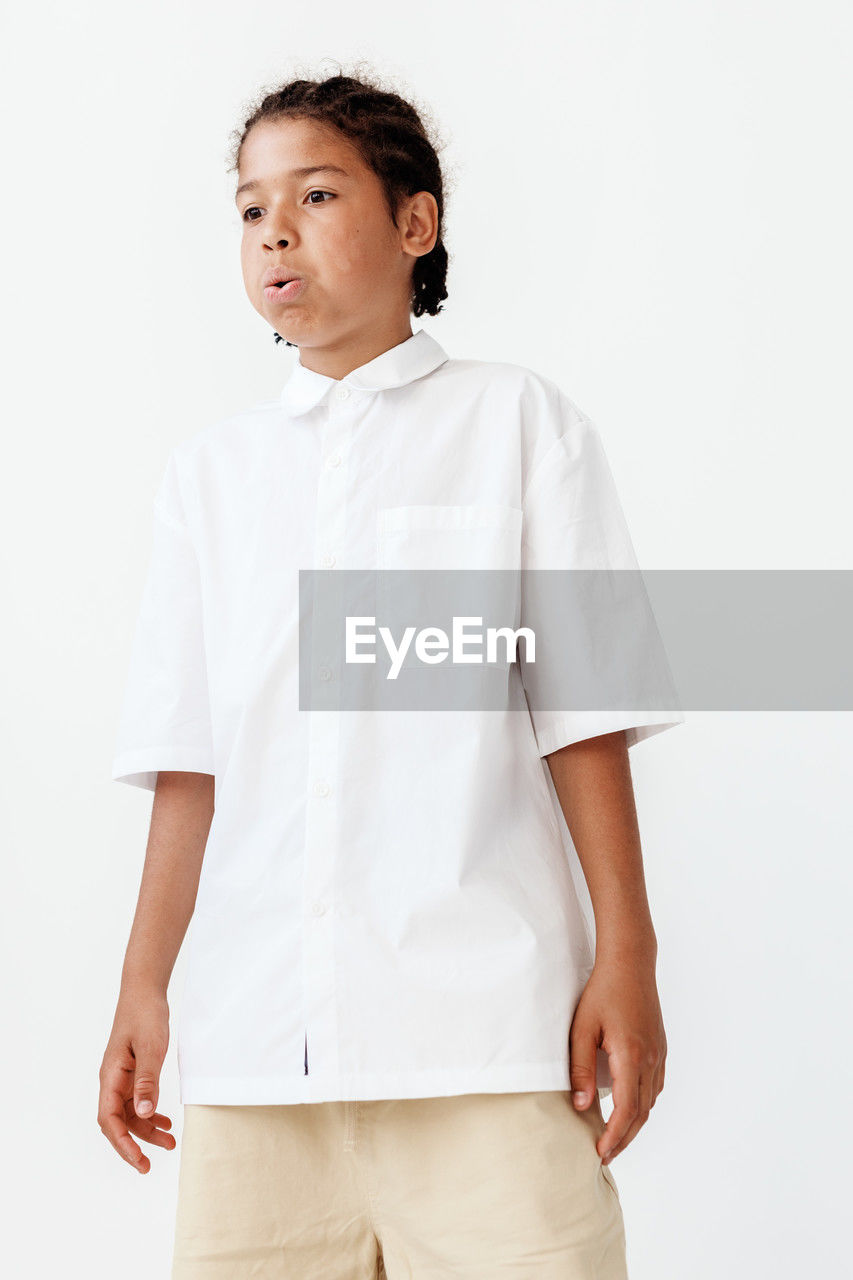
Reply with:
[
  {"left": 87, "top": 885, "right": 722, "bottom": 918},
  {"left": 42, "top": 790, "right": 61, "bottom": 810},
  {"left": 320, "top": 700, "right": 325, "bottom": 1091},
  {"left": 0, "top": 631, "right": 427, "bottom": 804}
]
[
  {"left": 98, "top": 990, "right": 176, "bottom": 1174},
  {"left": 568, "top": 953, "right": 666, "bottom": 1164}
]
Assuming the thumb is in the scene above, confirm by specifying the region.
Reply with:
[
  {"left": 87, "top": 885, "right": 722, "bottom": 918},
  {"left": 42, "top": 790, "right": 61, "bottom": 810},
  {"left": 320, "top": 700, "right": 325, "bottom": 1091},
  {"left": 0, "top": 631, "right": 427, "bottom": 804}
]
[
  {"left": 569, "top": 1022, "right": 599, "bottom": 1110},
  {"left": 133, "top": 1043, "right": 163, "bottom": 1118}
]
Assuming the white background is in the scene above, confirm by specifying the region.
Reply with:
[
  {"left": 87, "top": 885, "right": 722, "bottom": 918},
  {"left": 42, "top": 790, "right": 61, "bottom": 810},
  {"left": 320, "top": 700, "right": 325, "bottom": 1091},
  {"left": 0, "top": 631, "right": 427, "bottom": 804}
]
[{"left": 2, "top": 2, "right": 851, "bottom": 1276}]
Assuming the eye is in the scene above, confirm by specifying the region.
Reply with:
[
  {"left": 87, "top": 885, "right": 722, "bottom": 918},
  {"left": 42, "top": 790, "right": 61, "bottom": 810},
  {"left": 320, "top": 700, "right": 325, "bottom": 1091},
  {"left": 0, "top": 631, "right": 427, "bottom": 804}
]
[{"left": 241, "top": 191, "right": 335, "bottom": 222}]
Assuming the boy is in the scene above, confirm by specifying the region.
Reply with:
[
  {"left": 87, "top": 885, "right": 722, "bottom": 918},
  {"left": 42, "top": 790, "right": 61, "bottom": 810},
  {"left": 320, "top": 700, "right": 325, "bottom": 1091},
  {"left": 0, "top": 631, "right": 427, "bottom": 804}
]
[{"left": 100, "top": 74, "right": 681, "bottom": 1279}]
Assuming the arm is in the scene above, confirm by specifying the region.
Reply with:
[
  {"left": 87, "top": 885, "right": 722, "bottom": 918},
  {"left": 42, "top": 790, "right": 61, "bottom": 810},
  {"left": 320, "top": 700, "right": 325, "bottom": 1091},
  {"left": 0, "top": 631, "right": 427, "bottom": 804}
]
[
  {"left": 545, "top": 729, "right": 666, "bottom": 1164},
  {"left": 98, "top": 770, "right": 214, "bottom": 1174}
]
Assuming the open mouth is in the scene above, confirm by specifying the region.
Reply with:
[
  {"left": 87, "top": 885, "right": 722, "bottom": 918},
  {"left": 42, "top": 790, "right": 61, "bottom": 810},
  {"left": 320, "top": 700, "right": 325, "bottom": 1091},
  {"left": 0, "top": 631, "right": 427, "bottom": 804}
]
[{"left": 264, "top": 278, "right": 305, "bottom": 302}]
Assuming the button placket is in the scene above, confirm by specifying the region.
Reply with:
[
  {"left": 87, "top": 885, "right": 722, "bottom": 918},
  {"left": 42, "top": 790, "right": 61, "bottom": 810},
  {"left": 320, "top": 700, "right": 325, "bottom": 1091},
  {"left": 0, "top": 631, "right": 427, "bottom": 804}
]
[{"left": 301, "top": 387, "right": 357, "bottom": 1084}]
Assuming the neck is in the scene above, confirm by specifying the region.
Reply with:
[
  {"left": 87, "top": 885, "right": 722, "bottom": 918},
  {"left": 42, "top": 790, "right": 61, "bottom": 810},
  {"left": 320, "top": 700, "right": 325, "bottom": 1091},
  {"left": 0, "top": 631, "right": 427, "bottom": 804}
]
[{"left": 293, "top": 317, "right": 415, "bottom": 380}]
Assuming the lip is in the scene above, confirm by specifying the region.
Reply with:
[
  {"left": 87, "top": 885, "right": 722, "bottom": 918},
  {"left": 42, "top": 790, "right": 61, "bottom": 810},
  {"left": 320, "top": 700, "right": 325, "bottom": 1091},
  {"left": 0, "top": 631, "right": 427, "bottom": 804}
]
[{"left": 264, "top": 278, "right": 306, "bottom": 303}]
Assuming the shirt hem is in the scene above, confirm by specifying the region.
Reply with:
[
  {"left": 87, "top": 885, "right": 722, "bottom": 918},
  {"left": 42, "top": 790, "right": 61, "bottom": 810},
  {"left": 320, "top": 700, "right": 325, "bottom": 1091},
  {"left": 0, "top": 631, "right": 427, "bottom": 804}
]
[{"left": 179, "top": 1062, "right": 613, "bottom": 1105}]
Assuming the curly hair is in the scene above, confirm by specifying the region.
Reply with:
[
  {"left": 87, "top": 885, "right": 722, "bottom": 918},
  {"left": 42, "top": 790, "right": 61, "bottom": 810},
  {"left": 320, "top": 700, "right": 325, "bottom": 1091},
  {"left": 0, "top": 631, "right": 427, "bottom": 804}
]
[{"left": 226, "top": 63, "right": 453, "bottom": 340}]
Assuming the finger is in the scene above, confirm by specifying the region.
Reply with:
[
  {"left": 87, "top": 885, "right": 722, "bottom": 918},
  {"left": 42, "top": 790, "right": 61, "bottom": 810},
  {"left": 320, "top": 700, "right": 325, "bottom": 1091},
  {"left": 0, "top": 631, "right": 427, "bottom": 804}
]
[
  {"left": 132, "top": 1046, "right": 163, "bottom": 1119},
  {"left": 602, "top": 1069, "right": 655, "bottom": 1163},
  {"left": 125, "top": 1106, "right": 173, "bottom": 1132},
  {"left": 150, "top": 1112, "right": 172, "bottom": 1129},
  {"left": 648, "top": 1044, "right": 666, "bottom": 1107},
  {"left": 125, "top": 1107, "right": 177, "bottom": 1145},
  {"left": 126, "top": 1113, "right": 177, "bottom": 1151},
  {"left": 569, "top": 1022, "right": 599, "bottom": 1111},
  {"left": 598, "top": 1056, "right": 640, "bottom": 1160},
  {"left": 98, "top": 1087, "right": 152, "bottom": 1173}
]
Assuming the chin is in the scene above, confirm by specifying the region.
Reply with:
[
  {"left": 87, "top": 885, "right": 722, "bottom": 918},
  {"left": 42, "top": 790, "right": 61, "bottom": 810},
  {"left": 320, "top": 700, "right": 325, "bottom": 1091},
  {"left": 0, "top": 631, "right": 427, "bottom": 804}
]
[{"left": 272, "top": 312, "right": 315, "bottom": 341}]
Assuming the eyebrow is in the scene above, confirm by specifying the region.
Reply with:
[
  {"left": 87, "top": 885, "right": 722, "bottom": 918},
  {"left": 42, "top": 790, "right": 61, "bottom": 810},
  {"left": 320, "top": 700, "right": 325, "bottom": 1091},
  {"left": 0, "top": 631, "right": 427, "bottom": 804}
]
[{"left": 235, "top": 165, "right": 351, "bottom": 202}]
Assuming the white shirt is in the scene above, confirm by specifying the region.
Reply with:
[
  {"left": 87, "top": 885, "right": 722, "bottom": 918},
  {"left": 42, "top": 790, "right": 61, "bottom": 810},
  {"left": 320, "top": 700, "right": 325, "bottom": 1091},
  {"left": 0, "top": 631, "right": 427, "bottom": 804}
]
[{"left": 111, "top": 327, "right": 683, "bottom": 1104}]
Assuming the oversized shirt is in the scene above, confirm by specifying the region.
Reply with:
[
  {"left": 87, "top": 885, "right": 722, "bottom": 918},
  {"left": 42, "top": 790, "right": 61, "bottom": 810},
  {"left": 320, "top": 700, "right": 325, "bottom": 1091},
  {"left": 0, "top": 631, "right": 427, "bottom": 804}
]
[{"left": 111, "top": 327, "right": 683, "bottom": 1104}]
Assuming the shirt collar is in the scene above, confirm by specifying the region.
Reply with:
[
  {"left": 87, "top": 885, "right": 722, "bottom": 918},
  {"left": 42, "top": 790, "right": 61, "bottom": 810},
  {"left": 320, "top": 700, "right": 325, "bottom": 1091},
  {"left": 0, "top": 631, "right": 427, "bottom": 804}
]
[{"left": 280, "top": 327, "right": 449, "bottom": 417}]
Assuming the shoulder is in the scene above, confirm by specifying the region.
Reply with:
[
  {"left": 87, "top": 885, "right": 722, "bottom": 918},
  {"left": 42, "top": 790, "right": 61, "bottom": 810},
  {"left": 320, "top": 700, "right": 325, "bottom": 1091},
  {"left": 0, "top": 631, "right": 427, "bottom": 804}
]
[
  {"left": 440, "top": 356, "right": 596, "bottom": 485},
  {"left": 170, "top": 397, "right": 282, "bottom": 468},
  {"left": 153, "top": 398, "right": 283, "bottom": 524},
  {"left": 439, "top": 354, "right": 589, "bottom": 430}
]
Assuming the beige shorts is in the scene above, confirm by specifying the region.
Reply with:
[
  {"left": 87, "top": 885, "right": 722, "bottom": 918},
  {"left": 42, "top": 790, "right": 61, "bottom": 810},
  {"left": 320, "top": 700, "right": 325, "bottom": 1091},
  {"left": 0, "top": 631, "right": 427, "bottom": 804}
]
[{"left": 171, "top": 1089, "right": 627, "bottom": 1279}]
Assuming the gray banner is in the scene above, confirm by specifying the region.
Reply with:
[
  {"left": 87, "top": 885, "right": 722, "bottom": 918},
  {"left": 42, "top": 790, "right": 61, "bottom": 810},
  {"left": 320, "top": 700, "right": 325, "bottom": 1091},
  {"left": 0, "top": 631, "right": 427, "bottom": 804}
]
[{"left": 297, "top": 570, "right": 853, "bottom": 711}]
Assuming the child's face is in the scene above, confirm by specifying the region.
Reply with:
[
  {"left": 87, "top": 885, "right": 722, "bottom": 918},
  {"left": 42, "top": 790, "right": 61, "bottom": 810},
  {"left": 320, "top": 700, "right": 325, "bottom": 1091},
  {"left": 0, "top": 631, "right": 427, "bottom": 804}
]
[{"left": 236, "top": 117, "right": 431, "bottom": 350}]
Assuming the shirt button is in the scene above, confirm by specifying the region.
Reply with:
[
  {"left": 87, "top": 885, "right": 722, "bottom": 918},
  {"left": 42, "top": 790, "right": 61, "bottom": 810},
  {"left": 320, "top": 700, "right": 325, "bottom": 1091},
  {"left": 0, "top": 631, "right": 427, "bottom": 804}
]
[
  {"left": 318, "top": 666, "right": 332, "bottom": 682},
  {"left": 320, "top": 553, "right": 336, "bottom": 568},
  {"left": 336, "top": 385, "right": 350, "bottom": 400},
  {"left": 311, "top": 901, "right": 327, "bottom": 916},
  {"left": 326, "top": 453, "right": 342, "bottom": 468},
  {"left": 313, "top": 780, "right": 331, "bottom": 797}
]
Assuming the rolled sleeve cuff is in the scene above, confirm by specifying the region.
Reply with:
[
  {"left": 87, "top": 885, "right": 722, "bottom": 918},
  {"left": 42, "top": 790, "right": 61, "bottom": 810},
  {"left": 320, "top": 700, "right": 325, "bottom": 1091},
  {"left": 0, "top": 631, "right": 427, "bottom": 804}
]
[
  {"left": 111, "top": 746, "right": 216, "bottom": 792},
  {"left": 531, "top": 710, "right": 685, "bottom": 757}
]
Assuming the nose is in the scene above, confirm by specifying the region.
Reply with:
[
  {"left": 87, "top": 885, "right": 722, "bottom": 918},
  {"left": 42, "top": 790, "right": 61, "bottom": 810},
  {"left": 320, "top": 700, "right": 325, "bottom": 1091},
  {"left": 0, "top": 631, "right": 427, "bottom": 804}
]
[
  {"left": 260, "top": 201, "right": 297, "bottom": 251},
  {"left": 262, "top": 213, "right": 293, "bottom": 250}
]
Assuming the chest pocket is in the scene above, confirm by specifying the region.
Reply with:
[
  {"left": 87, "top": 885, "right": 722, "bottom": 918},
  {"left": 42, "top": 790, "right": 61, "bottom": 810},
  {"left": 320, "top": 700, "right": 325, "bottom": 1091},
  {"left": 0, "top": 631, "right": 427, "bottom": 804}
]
[
  {"left": 376, "top": 504, "right": 523, "bottom": 571},
  {"left": 374, "top": 504, "right": 523, "bottom": 688}
]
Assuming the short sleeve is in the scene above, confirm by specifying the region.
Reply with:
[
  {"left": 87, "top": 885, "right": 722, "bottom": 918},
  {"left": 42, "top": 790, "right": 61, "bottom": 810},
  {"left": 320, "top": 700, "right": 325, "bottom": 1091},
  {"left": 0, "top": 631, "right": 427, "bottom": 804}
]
[
  {"left": 519, "top": 402, "right": 684, "bottom": 756},
  {"left": 110, "top": 450, "right": 215, "bottom": 791}
]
